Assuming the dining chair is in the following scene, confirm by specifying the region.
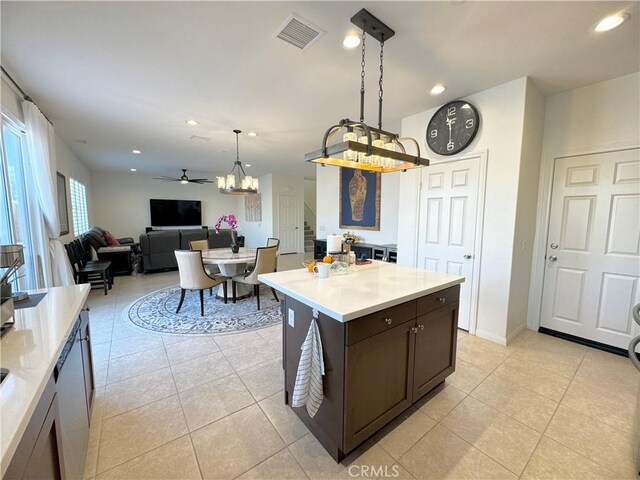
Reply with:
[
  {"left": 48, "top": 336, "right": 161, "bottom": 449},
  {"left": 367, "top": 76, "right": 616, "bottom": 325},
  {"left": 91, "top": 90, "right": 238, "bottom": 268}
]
[
  {"left": 65, "top": 243, "right": 113, "bottom": 295},
  {"left": 231, "top": 245, "right": 278, "bottom": 310},
  {"left": 266, "top": 238, "right": 280, "bottom": 272},
  {"left": 189, "top": 239, "right": 220, "bottom": 275},
  {"left": 175, "top": 250, "right": 227, "bottom": 316}
]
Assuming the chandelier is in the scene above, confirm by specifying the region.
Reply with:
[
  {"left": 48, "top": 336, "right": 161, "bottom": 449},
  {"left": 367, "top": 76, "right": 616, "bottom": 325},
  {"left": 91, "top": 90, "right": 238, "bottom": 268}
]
[
  {"left": 305, "top": 9, "right": 429, "bottom": 173},
  {"left": 217, "top": 129, "right": 259, "bottom": 195}
]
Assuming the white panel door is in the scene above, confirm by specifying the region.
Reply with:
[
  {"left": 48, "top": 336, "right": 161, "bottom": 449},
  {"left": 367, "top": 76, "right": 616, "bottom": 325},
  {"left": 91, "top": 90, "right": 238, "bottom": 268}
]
[
  {"left": 417, "top": 157, "right": 481, "bottom": 330},
  {"left": 279, "top": 195, "right": 300, "bottom": 254},
  {"left": 541, "top": 148, "right": 640, "bottom": 349}
]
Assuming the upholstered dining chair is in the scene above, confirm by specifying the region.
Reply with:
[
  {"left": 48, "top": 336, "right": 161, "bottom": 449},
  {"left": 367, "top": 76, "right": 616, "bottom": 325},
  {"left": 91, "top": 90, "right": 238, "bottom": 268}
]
[
  {"left": 231, "top": 245, "right": 278, "bottom": 310},
  {"left": 175, "top": 250, "right": 227, "bottom": 316},
  {"left": 266, "top": 237, "right": 280, "bottom": 272},
  {"left": 189, "top": 239, "right": 220, "bottom": 275}
]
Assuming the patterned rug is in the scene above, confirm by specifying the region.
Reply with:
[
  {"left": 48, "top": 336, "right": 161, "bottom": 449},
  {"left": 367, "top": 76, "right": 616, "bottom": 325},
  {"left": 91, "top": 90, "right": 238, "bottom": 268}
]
[{"left": 124, "top": 284, "right": 282, "bottom": 335}]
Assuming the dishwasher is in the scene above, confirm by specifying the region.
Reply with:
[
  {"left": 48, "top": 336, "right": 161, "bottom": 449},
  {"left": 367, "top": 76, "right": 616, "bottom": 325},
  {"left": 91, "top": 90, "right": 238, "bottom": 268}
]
[{"left": 630, "top": 304, "right": 640, "bottom": 475}]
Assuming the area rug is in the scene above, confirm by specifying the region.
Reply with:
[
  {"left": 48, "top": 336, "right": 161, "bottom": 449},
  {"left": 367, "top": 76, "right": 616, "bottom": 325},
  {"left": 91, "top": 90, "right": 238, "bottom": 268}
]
[{"left": 124, "top": 284, "right": 282, "bottom": 335}]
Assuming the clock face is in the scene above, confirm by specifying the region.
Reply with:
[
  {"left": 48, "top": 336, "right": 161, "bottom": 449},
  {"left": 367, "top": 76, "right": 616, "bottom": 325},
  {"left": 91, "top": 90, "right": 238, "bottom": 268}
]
[{"left": 426, "top": 101, "right": 479, "bottom": 156}]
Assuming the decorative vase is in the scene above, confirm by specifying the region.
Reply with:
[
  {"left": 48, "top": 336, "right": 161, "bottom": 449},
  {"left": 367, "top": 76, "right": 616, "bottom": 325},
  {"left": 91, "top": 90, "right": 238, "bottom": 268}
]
[{"left": 230, "top": 231, "right": 239, "bottom": 253}]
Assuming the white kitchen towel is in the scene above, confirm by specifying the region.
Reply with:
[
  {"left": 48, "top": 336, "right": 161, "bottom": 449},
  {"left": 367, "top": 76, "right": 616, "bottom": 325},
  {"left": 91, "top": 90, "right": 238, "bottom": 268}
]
[{"left": 291, "top": 317, "right": 325, "bottom": 418}]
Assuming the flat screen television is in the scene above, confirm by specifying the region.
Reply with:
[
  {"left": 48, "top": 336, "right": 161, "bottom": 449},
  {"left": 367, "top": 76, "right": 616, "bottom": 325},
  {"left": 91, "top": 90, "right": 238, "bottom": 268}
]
[{"left": 150, "top": 199, "right": 202, "bottom": 227}]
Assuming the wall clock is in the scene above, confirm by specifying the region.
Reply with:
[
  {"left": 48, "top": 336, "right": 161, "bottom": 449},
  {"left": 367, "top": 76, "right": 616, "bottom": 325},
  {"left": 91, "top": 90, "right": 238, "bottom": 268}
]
[{"left": 426, "top": 100, "right": 480, "bottom": 156}]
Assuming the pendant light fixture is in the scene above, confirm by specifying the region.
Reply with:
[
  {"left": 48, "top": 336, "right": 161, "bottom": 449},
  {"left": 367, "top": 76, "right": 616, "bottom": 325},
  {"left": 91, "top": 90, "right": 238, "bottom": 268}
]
[
  {"left": 305, "top": 9, "right": 429, "bottom": 173},
  {"left": 217, "top": 129, "right": 259, "bottom": 195}
]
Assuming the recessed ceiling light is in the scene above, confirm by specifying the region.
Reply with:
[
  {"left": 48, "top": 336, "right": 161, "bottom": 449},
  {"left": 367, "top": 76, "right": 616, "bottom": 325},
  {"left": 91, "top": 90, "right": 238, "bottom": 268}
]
[
  {"left": 594, "top": 13, "right": 628, "bottom": 32},
  {"left": 130, "top": 168, "right": 137, "bottom": 172},
  {"left": 342, "top": 33, "right": 361, "bottom": 49},
  {"left": 247, "top": 132, "right": 258, "bottom": 137},
  {"left": 245, "top": 164, "right": 252, "bottom": 167},
  {"left": 186, "top": 119, "right": 199, "bottom": 126},
  {"left": 132, "top": 149, "right": 142, "bottom": 154},
  {"left": 430, "top": 84, "right": 447, "bottom": 95}
]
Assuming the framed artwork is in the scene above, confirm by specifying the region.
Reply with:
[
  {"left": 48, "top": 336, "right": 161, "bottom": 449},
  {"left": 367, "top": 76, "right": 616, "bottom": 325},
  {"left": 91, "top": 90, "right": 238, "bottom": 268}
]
[
  {"left": 56, "top": 172, "right": 70, "bottom": 236},
  {"left": 245, "top": 193, "right": 262, "bottom": 222},
  {"left": 339, "top": 168, "right": 380, "bottom": 231}
]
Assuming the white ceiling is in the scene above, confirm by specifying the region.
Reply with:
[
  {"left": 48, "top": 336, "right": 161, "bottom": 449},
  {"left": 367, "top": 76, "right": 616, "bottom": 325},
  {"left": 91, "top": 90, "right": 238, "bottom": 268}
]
[{"left": 2, "top": 1, "right": 638, "bottom": 179}]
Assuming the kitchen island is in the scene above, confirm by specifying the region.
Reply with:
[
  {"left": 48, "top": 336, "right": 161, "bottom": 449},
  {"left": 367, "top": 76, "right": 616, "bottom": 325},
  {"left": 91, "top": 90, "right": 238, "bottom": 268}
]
[{"left": 259, "top": 261, "right": 464, "bottom": 461}]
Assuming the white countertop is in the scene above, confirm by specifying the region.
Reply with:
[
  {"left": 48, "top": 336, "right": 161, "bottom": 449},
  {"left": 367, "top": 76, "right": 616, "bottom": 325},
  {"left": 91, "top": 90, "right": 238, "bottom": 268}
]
[
  {"left": 258, "top": 261, "right": 464, "bottom": 322},
  {"left": 0, "top": 284, "right": 90, "bottom": 476}
]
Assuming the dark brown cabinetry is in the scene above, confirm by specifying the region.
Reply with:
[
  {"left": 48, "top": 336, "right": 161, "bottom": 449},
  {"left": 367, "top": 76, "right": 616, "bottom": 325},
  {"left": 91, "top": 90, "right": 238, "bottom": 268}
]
[
  {"left": 4, "top": 378, "right": 65, "bottom": 480},
  {"left": 283, "top": 285, "right": 459, "bottom": 461},
  {"left": 5, "top": 307, "right": 94, "bottom": 480}
]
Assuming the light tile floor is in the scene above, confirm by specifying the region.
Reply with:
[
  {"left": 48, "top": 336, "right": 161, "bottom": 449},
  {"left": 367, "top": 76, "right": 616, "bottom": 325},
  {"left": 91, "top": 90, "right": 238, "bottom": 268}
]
[{"left": 83, "top": 265, "right": 639, "bottom": 480}]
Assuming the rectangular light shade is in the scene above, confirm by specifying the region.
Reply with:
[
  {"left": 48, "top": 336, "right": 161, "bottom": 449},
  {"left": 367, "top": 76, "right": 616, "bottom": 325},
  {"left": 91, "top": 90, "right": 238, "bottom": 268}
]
[{"left": 305, "top": 140, "right": 428, "bottom": 173}]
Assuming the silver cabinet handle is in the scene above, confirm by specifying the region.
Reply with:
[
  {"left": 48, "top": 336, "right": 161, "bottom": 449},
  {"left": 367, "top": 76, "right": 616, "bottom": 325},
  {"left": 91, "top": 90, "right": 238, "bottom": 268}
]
[
  {"left": 418, "top": 324, "right": 425, "bottom": 331},
  {"left": 384, "top": 318, "right": 393, "bottom": 325},
  {"left": 411, "top": 327, "right": 419, "bottom": 334},
  {"left": 438, "top": 297, "right": 446, "bottom": 303},
  {"left": 548, "top": 255, "right": 558, "bottom": 262}
]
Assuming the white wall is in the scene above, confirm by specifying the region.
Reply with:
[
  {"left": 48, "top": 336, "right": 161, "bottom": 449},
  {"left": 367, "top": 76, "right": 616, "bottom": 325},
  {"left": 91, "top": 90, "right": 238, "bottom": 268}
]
[
  {"left": 399, "top": 77, "right": 537, "bottom": 343},
  {"left": 55, "top": 134, "right": 92, "bottom": 243},
  {"left": 90, "top": 171, "right": 241, "bottom": 240},
  {"left": 316, "top": 166, "right": 401, "bottom": 245},
  {"left": 506, "top": 78, "right": 545, "bottom": 340},
  {"left": 239, "top": 174, "right": 273, "bottom": 248},
  {"left": 1, "top": 77, "right": 24, "bottom": 122},
  {"left": 528, "top": 71, "right": 640, "bottom": 329},
  {"left": 304, "top": 178, "right": 317, "bottom": 232}
]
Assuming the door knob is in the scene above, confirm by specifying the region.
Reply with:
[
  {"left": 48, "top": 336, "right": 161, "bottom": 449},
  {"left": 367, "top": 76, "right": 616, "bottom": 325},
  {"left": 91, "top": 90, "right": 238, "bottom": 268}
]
[
  {"left": 548, "top": 255, "right": 558, "bottom": 262},
  {"left": 463, "top": 254, "right": 472, "bottom": 259}
]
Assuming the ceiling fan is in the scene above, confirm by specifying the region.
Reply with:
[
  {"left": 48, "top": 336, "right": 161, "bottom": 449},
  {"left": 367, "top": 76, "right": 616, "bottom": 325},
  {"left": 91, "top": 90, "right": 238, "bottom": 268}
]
[{"left": 154, "top": 169, "right": 212, "bottom": 185}]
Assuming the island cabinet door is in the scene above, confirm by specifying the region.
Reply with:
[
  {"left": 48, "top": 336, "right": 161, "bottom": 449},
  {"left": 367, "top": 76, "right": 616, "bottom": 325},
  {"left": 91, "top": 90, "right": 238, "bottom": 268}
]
[
  {"left": 344, "top": 321, "right": 415, "bottom": 453},
  {"left": 79, "top": 308, "right": 95, "bottom": 419},
  {"left": 412, "top": 302, "right": 459, "bottom": 401}
]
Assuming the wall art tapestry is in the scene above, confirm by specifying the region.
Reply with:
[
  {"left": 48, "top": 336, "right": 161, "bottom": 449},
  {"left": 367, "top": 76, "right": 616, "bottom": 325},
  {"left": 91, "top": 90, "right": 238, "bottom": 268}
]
[
  {"left": 245, "top": 193, "right": 262, "bottom": 222},
  {"left": 339, "top": 168, "right": 380, "bottom": 231}
]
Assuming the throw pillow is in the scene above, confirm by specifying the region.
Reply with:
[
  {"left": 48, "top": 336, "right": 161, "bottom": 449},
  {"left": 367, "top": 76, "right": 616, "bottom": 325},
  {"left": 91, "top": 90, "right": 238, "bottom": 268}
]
[
  {"left": 86, "top": 229, "right": 107, "bottom": 249},
  {"left": 103, "top": 230, "right": 120, "bottom": 246}
]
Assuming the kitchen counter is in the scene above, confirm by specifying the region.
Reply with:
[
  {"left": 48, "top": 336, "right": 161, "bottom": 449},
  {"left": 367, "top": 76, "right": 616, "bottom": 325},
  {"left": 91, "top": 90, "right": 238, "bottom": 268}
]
[
  {"left": 0, "top": 284, "right": 90, "bottom": 476},
  {"left": 258, "top": 261, "right": 464, "bottom": 321}
]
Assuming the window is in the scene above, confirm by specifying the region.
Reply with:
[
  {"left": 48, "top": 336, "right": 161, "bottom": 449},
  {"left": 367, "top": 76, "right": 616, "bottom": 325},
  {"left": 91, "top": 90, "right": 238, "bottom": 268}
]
[
  {"left": 70, "top": 178, "right": 89, "bottom": 236},
  {"left": 0, "top": 113, "right": 37, "bottom": 290}
]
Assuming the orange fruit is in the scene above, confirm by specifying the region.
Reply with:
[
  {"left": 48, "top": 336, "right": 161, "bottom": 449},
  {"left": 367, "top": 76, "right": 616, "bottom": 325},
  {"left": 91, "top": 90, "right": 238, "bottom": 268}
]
[
  {"left": 307, "top": 261, "right": 316, "bottom": 272},
  {"left": 322, "top": 255, "right": 333, "bottom": 264}
]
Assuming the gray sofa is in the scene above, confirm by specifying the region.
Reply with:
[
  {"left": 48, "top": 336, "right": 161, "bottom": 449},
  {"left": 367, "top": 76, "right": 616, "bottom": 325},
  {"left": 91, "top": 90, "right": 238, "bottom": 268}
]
[{"left": 140, "top": 229, "right": 238, "bottom": 272}]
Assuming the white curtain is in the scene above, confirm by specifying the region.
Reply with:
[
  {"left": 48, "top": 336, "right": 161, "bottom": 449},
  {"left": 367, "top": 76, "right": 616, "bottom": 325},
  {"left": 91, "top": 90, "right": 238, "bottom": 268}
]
[{"left": 22, "top": 100, "right": 75, "bottom": 287}]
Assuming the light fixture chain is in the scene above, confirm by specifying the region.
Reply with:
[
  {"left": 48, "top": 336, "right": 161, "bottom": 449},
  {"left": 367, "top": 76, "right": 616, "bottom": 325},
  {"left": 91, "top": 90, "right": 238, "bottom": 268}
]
[
  {"left": 359, "top": 28, "right": 366, "bottom": 123},
  {"left": 378, "top": 38, "right": 384, "bottom": 129}
]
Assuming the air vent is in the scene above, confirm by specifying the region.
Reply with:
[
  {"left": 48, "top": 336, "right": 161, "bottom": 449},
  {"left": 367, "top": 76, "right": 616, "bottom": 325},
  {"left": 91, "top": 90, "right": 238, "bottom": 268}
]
[
  {"left": 273, "top": 13, "right": 325, "bottom": 51},
  {"left": 190, "top": 135, "right": 211, "bottom": 142},
  {"left": 74, "top": 139, "right": 88, "bottom": 144}
]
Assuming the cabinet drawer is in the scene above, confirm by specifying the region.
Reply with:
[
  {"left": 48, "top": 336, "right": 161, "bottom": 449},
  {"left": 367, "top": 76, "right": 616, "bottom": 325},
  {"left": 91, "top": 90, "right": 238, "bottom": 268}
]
[
  {"left": 417, "top": 285, "right": 460, "bottom": 317},
  {"left": 346, "top": 300, "right": 416, "bottom": 345}
]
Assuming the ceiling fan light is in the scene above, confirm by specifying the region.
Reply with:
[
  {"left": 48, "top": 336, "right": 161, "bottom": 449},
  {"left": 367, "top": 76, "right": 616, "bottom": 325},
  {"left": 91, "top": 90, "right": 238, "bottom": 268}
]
[{"left": 180, "top": 179, "right": 188, "bottom": 185}]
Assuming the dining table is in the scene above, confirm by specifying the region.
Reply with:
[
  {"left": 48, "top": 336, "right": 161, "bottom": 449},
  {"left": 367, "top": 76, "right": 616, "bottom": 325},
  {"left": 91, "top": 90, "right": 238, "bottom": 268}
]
[{"left": 201, "top": 247, "right": 257, "bottom": 300}]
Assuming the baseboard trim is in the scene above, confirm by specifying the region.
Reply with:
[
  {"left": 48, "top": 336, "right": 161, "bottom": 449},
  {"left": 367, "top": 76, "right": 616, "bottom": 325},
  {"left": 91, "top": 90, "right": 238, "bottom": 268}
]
[
  {"left": 475, "top": 329, "right": 507, "bottom": 346},
  {"left": 538, "top": 327, "right": 629, "bottom": 358},
  {"left": 506, "top": 323, "right": 527, "bottom": 345}
]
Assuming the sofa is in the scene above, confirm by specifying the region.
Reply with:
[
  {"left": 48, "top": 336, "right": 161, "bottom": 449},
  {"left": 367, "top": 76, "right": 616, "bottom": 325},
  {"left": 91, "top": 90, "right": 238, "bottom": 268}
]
[
  {"left": 139, "top": 229, "right": 242, "bottom": 272},
  {"left": 84, "top": 227, "right": 138, "bottom": 275}
]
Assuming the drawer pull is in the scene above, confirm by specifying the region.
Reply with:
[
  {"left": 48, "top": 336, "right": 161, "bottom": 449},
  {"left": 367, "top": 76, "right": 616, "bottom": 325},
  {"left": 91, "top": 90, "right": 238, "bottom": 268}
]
[
  {"left": 418, "top": 324, "right": 425, "bottom": 331},
  {"left": 384, "top": 318, "right": 393, "bottom": 325},
  {"left": 438, "top": 297, "right": 446, "bottom": 303},
  {"left": 411, "top": 327, "right": 419, "bottom": 334}
]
